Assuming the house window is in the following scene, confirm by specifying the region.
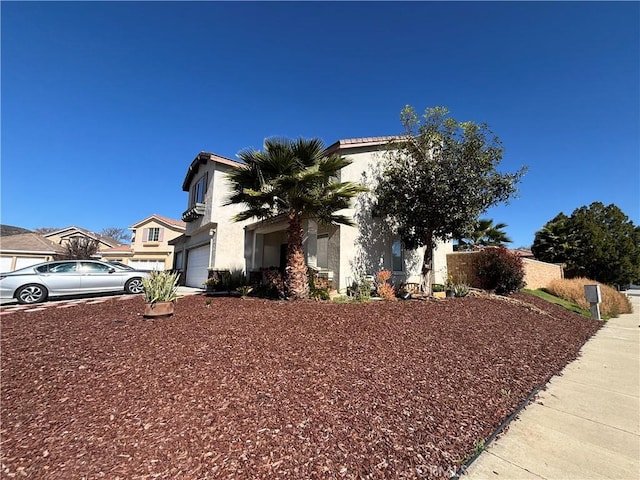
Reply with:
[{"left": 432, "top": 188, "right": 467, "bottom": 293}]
[
  {"left": 317, "top": 234, "right": 329, "bottom": 269},
  {"left": 392, "top": 240, "right": 403, "bottom": 272},
  {"left": 144, "top": 228, "right": 163, "bottom": 242},
  {"left": 191, "top": 173, "right": 208, "bottom": 206}
]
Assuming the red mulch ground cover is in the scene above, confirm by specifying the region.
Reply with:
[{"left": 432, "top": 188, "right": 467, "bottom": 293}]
[{"left": 1, "top": 293, "right": 601, "bottom": 479}]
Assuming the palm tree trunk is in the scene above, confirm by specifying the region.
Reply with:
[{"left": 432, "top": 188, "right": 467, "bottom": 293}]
[{"left": 285, "top": 212, "right": 309, "bottom": 300}]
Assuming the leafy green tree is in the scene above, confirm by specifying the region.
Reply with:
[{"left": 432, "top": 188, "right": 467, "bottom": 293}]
[
  {"left": 375, "top": 106, "right": 526, "bottom": 292},
  {"left": 533, "top": 202, "right": 640, "bottom": 286},
  {"left": 227, "top": 137, "right": 367, "bottom": 300},
  {"left": 531, "top": 213, "right": 571, "bottom": 264},
  {"left": 457, "top": 218, "right": 512, "bottom": 250}
]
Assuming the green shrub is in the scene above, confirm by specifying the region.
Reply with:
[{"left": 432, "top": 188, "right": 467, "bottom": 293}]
[
  {"left": 432, "top": 283, "right": 445, "bottom": 292},
  {"left": 142, "top": 270, "right": 179, "bottom": 304},
  {"left": 452, "top": 283, "right": 470, "bottom": 297},
  {"left": 351, "top": 277, "right": 372, "bottom": 302},
  {"left": 476, "top": 247, "right": 525, "bottom": 295}
]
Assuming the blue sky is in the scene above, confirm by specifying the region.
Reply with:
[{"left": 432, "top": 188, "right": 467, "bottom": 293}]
[{"left": 2, "top": 1, "right": 638, "bottom": 248}]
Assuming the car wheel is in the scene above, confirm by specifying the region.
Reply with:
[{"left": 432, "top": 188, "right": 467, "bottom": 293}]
[
  {"left": 125, "top": 278, "right": 144, "bottom": 294},
  {"left": 16, "top": 284, "right": 49, "bottom": 304}
]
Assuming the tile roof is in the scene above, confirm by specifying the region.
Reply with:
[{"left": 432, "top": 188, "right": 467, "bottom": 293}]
[
  {"left": 99, "top": 245, "right": 134, "bottom": 255},
  {"left": 0, "top": 233, "right": 65, "bottom": 254},
  {"left": 324, "top": 136, "right": 400, "bottom": 154},
  {"left": 130, "top": 214, "right": 186, "bottom": 230},
  {"left": 182, "top": 151, "right": 243, "bottom": 191},
  {"left": 44, "top": 226, "right": 122, "bottom": 247}
]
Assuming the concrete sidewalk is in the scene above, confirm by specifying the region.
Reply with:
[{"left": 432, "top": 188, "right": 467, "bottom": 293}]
[{"left": 463, "top": 291, "right": 640, "bottom": 480}]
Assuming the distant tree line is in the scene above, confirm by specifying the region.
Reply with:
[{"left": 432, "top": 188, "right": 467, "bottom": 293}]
[{"left": 532, "top": 202, "right": 640, "bottom": 287}]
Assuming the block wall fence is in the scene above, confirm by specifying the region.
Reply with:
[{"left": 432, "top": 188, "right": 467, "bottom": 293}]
[{"left": 446, "top": 252, "right": 564, "bottom": 290}]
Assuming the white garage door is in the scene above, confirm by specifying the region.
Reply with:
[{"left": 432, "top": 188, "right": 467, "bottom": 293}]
[
  {"left": 186, "top": 245, "right": 209, "bottom": 288},
  {"left": 0, "top": 257, "right": 13, "bottom": 273},
  {"left": 16, "top": 257, "right": 47, "bottom": 270},
  {"left": 129, "top": 260, "right": 165, "bottom": 271}
]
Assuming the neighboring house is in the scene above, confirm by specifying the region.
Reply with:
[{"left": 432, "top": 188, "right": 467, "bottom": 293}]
[
  {"left": 99, "top": 214, "right": 186, "bottom": 271},
  {"left": 0, "top": 233, "right": 65, "bottom": 272},
  {"left": 176, "top": 140, "right": 452, "bottom": 292},
  {"left": 171, "top": 152, "right": 252, "bottom": 288},
  {"left": 44, "top": 226, "right": 121, "bottom": 253}
]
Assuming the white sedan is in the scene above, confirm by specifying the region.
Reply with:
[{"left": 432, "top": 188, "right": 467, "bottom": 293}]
[{"left": 0, "top": 260, "right": 149, "bottom": 304}]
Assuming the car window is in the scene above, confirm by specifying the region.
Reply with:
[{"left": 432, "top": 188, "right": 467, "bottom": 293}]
[
  {"left": 108, "top": 261, "right": 134, "bottom": 271},
  {"left": 49, "top": 262, "right": 78, "bottom": 273},
  {"left": 80, "top": 262, "right": 112, "bottom": 273}
]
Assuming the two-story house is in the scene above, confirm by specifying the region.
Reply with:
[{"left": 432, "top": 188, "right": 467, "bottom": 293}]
[
  {"left": 99, "top": 214, "right": 186, "bottom": 271},
  {"left": 171, "top": 152, "right": 252, "bottom": 288},
  {"left": 177, "top": 140, "right": 452, "bottom": 292}
]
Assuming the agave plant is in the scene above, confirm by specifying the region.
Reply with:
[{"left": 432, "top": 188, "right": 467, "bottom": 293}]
[{"left": 142, "top": 271, "right": 179, "bottom": 304}]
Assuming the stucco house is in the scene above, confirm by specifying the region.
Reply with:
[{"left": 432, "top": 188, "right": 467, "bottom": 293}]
[
  {"left": 44, "top": 226, "right": 122, "bottom": 252},
  {"left": 99, "top": 214, "right": 186, "bottom": 271},
  {"left": 0, "top": 233, "right": 65, "bottom": 272},
  {"left": 171, "top": 152, "right": 252, "bottom": 288},
  {"left": 175, "top": 139, "right": 452, "bottom": 292}
]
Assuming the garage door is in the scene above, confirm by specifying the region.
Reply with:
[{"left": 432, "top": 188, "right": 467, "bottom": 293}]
[
  {"left": 129, "top": 260, "right": 165, "bottom": 271},
  {"left": 0, "top": 257, "right": 12, "bottom": 273},
  {"left": 185, "top": 245, "right": 209, "bottom": 288},
  {"left": 16, "top": 257, "right": 47, "bottom": 270}
]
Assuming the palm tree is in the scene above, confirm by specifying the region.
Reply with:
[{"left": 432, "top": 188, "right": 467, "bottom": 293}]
[
  {"left": 458, "top": 218, "right": 512, "bottom": 250},
  {"left": 227, "top": 137, "right": 367, "bottom": 300}
]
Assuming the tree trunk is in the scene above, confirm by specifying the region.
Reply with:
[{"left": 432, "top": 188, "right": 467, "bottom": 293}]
[
  {"left": 285, "top": 212, "right": 309, "bottom": 300},
  {"left": 421, "top": 234, "right": 434, "bottom": 295}
]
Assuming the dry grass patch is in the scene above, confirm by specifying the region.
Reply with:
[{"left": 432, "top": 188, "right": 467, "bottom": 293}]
[{"left": 546, "top": 277, "right": 633, "bottom": 317}]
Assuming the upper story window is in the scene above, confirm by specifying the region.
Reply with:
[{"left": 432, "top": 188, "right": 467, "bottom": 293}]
[
  {"left": 191, "top": 172, "right": 208, "bottom": 206},
  {"left": 143, "top": 227, "right": 163, "bottom": 242}
]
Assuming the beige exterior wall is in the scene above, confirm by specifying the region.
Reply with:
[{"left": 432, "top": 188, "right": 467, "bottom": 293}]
[
  {"left": 522, "top": 258, "right": 564, "bottom": 290},
  {"left": 181, "top": 160, "right": 251, "bottom": 276},
  {"left": 129, "top": 219, "right": 185, "bottom": 271},
  {"left": 337, "top": 146, "right": 453, "bottom": 291},
  {"left": 446, "top": 251, "right": 564, "bottom": 290}
]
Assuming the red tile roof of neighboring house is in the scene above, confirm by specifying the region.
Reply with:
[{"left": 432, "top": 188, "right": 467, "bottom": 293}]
[
  {"left": 43, "top": 226, "right": 122, "bottom": 248},
  {"left": 0, "top": 233, "right": 65, "bottom": 254},
  {"left": 99, "top": 245, "right": 134, "bottom": 257},
  {"left": 511, "top": 248, "right": 534, "bottom": 258},
  {"left": 130, "top": 214, "right": 186, "bottom": 230},
  {"left": 324, "top": 136, "right": 400, "bottom": 154}
]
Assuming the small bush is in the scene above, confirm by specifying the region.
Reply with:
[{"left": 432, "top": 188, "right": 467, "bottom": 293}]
[
  {"left": 475, "top": 247, "right": 525, "bottom": 295},
  {"left": 142, "top": 270, "right": 179, "bottom": 304},
  {"left": 352, "top": 277, "right": 372, "bottom": 302},
  {"left": 377, "top": 282, "right": 397, "bottom": 301},
  {"left": 432, "top": 283, "right": 445, "bottom": 292},
  {"left": 452, "top": 283, "right": 470, "bottom": 297},
  {"left": 546, "top": 277, "right": 632, "bottom": 317},
  {"left": 262, "top": 267, "right": 285, "bottom": 299},
  {"left": 375, "top": 270, "right": 396, "bottom": 301}
]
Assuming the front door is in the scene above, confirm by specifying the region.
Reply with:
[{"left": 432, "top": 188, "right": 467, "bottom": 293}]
[{"left": 279, "top": 243, "right": 287, "bottom": 273}]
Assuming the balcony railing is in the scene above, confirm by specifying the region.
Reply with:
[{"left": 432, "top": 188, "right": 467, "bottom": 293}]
[{"left": 181, "top": 202, "right": 206, "bottom": 222}]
